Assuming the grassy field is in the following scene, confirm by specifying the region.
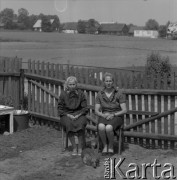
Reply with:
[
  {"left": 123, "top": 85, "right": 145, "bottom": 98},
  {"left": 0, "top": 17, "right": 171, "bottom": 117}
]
[{"left": 0, "top": 31, "right": 177, "bottom": 68}]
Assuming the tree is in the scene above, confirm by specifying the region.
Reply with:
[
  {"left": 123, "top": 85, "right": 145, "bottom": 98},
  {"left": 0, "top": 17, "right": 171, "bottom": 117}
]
[
  {"left": 38, "top": 13, "right": 45, "bottom": 19},
  {"left": 127, "top": 23, "right": 135, "bottom": 29},
  {"left": 41, "top": 16, "right": 52, "bottom": 32},
  {"left": 158, "top": 25, "right": 167, "bottom": 38},
  {"left": 29, "top": 14, "right": 38, "bottom": 29},
  {"left": 86, "top": 19, "right": 99, "bottom": 34},
  {"left": 145, "top": 19, "right": 159, "bottom": 30},
  {"left": 77, "top": 20, "right": 87, "bottom": 33},
  {"left": 0, "top": 8, "right": 14, "bottom": 29},
  {"left": 18, "top": 8, "right": 29, "bottom": 28},
  {"left": 47, "top": 15, "right": 60, "bottom": 31}
]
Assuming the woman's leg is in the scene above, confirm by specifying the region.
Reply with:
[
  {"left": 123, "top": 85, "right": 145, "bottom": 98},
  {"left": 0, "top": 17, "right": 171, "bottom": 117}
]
[
  {"left": 98, "top": 123, "right": 107, "bottom": 152},
  {"left": 77, "top": 129, "right": 85, "bottom": 155},
  {"left": 105, "top": 125, "right": 114, "bottom": 153},
  {"left": 68, "top": 131, "right": 77, "bottom": 155}
]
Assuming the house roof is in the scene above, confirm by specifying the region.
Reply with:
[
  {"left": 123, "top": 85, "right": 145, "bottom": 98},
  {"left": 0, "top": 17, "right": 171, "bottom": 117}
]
[
  {"left": 99, "top": 23, "right": 127, "bottom": 32},
  {"left": 62, "top": 22, "right": 78, "bottom": 30},
  {"left": 129, "top": 26, "right": 144, "bottom": 33},
  {"left": 33, "top": 19, "right": 54, "bottom": 28}
]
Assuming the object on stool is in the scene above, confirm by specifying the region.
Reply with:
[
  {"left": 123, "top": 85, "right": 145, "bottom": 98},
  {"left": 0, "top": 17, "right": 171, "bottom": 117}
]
[{"left": 81, "top": 148, "right": 100, "bottom": 168}]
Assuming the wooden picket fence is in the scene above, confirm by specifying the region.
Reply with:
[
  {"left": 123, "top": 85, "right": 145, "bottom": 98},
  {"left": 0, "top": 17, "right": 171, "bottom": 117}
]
[
  {"left": 0, "top": 57, "right": 23, "bottom": 109},
  {"left": 26, "top": 60, "right": 177, "bottom": 90},
  {"left": 0, "top": 57, "right": 177, "bottom": 149},
  {"left": 25, "top": 60, "right": 177, "bottom": 149}
]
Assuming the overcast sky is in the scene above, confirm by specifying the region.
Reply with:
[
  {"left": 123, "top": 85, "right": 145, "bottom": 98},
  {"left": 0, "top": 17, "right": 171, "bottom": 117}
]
[{"left": 1, "top": 0, "right": 177, "bottom": 25}]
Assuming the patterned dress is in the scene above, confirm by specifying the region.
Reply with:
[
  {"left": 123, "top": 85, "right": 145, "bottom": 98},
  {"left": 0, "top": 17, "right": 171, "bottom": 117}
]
[
  {"left": 58, "top": 89, "right": 88, "bottom": 133},
  {"left": 95, "top": 87, "right": 126, "bottom": 130}
]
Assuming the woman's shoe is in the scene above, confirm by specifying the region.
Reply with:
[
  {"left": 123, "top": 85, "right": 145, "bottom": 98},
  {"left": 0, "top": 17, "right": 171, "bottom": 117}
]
[
  {"left": 72, "top": 149, "right": 77, "bottom": 156},
  {"left": 78, "top": 148, "right": 82, "bottom": 156},
  {"left": 108, "top": 148, "right": 113, "bottom": 153},
  {"left": 108, "top": 148, "right": 114, "bottom": 156},
  {"left": 102, "top": 145, "right": 108, "bottom": 155}
]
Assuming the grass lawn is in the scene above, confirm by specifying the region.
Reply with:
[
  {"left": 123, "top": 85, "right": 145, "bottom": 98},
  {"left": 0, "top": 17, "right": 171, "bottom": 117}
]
[{"left": 0, "top": 31, "right": 177, "bottom": 68}]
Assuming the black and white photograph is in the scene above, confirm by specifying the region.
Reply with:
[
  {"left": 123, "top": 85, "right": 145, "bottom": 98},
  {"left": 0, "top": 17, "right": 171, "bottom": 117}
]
[{"left": 0, "top": 0, "right": 177, "bottom": 179}]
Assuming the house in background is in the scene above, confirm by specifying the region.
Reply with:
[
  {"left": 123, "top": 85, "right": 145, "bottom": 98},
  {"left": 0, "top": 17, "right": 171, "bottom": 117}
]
[
  {"left": 33, "top": 19, "right": 58, "bottom": 32},
  {"left": 98, "top": 23, "right": 129, "bottom": 35},
  {"left": 62, "top": 22, "right": 78, "bottom": 33},
  {"left": 0, "top": 21, "right": 5, "bottom": 29},
  {"left": 33, "top": 19, "right": 43, "bottom": 31},
  {"left": 134, "top": 30, "right": 159, "bottom": 38},
  {"left": 128, "top": 26, "right": 144, "bottom": 36}
]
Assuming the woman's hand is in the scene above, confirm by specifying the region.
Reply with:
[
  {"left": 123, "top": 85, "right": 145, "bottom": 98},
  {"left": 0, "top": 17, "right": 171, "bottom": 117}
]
[
  {"left": 73, "top": 114, "right": 80, "bottom": 120},
  {"left": 106, "top": 114, "right": 114, "bottom": 120},
  {"left": 101, "top": 113, "right": 109, "bottom": 119},
  {"left": 102, "top": 113, "right": 113, "bottom": 120},
  {"left": 67, "top": 114, "right": 81, "bottom": 121},
  {"left": 67, "top": 114, "right": 75, "bottom": 120}
]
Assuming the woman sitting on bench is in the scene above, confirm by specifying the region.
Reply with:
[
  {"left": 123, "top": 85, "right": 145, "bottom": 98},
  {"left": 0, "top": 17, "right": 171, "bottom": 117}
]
[
  {"left": 58, "top": 76, "right": 88, "bottom": 156},
  {"left": 95, "top": 72, "right": 127, "bottom": 155}
]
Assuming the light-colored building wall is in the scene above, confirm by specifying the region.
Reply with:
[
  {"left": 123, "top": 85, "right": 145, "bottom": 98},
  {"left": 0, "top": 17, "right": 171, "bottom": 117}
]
[
  {"left": 62, "top": 30, "right": 78, "bottom": 34},
  {"left": 134, "top": 30, "right": 159, "bottom": 38}
]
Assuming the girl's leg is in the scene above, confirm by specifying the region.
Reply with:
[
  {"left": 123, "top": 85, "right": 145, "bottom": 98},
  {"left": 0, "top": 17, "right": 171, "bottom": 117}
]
[
  {"left": 105, "top": 125, "right": 114, "bottom": 153},
  {"left": 98, "top": 123, "right": 107, "bottom": 153}
]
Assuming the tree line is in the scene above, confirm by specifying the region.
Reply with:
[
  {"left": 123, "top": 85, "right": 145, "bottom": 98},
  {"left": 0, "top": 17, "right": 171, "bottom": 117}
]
[
  {"left": 0, "top": 8, "right": 60, "bottom": 31},
  {"left": 73, "top": 19, "right": 171, "bottom": 37},
  {"left": 0, "top": 8, "right": 171, "bottom": 37}
]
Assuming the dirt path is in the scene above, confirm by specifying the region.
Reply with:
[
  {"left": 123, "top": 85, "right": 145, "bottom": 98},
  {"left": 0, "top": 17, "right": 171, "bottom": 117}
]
[{"left": 0, "top": 126, "right": 176, "bottom": 180}]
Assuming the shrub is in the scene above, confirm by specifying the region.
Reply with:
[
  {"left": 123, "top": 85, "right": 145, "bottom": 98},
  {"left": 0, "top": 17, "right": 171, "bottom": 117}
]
[
  {"left": 145, "top": 51, "right": 171, "bottom": 77},
  {"left": 145, "top": 52, "right": 172, "bottom": 89},
  {"left": 0, "top": 95, "right": 14, "bottom": 107},
  {"left": 0, "top": 93, "right": 28, "bottom": 110}
]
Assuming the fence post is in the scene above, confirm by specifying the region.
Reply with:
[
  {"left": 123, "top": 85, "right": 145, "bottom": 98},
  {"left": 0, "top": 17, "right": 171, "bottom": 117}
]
[{"left": 20, "top": 69, "right": 25, "bottom": 110}]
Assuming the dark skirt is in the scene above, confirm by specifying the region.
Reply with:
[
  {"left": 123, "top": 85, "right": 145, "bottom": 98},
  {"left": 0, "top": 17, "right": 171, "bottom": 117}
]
[
  {"left": 98, "top": 116, "right": 123, "bottom": 131},
  {"left": 60, "top": 115, "right": 87, "bottom": 133}
]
